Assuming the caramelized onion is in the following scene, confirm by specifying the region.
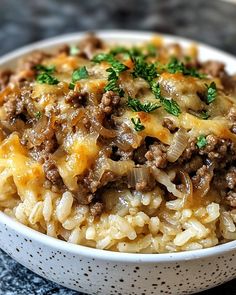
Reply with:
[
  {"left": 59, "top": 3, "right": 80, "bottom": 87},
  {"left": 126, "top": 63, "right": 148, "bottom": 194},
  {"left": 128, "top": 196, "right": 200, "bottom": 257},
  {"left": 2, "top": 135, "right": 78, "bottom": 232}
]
[
  {"left": 93, "top": 156, "right": 134, "bottom": 183},
  {"left": 167, "top": 128, "right": 188, "bottom": 162},
  {"left": 128, "top": 166, "right": 150, "bottom": 188},
  {"left": 179, "top": 170, "right": 193, "bottom": 203},
  {"left": 114, "top": 132, "right": 142, "bottom": 151},
  {"left": 151, "top": 167, "right": 183, "bottom": 198},
  {"left": 90, "top": 113, "right": 116, "bottom": 138}
]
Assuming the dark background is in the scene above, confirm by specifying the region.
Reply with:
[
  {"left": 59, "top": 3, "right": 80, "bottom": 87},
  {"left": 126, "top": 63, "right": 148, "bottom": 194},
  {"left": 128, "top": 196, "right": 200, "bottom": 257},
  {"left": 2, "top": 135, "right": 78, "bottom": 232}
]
[{"left": 0, "top": 0, "right": 236, "bottom": 294}]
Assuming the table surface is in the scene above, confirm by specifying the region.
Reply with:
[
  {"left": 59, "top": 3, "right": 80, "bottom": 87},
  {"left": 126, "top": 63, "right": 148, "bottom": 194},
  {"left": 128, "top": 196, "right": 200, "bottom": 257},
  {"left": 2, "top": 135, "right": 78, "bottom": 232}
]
[{"left": 0, "top": 0, "right": 236, "bottom": 294}]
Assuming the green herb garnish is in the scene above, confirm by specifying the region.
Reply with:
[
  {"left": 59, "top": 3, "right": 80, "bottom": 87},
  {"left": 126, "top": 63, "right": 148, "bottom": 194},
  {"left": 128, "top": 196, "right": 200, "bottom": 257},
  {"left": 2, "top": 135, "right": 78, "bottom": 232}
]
[
  {"left": 69, "top": 66, "right": 89, "bottom": 89},
  {"left": 35, "top": 64, "right": 59, "bottom": 85},
  {"left": 167, "top": 57, "right": 205, "bottom": 78},
  {"left": 205, "top": 82, "right": 217, "bottom": 104},
  {"left": 200, "top": 111, "right": 210, "bottom": 120},
  {"left": 69, "top": 45, "right": 79, "bottom": 56},
  {"left": 104, "top": 68, "right": 124, "bottom": 96},
  {"left": 72, "top": 66, "right": 89, "bottom": 81},
  {"left": 128, "top": 97, "right": 160, "bottom": 113},
  {"left": 151, "top": 83, "right": 181, "bottom": 117},
  {"left": 132, "top": 56, "right": 158, "bottom": 83},
  {"left": 131, "top": 117, "right": 145, "bottom": 132},
  {"left": 196, "top": 135, "right": 207, "bottom": 149},
  {"left": 189, "top": 110, "right": 210, "bottom": 120},
  {"left": 34, "top": 64, "right": 55, "bottom": 74},
  {"left": 36, "top": 73, "right": 59, "bottom": 85},
  {"left": 146, "top": 44, "right": 157, "bottom": 57},
  {"left": 35, "top": 111, "right": 42, "bottom": 120},
  {"left": 92, "top": 53, "right": 128, "bottom": 73},
  {"left": 92, "top": 53, "right": 128, "bottom": 96}
]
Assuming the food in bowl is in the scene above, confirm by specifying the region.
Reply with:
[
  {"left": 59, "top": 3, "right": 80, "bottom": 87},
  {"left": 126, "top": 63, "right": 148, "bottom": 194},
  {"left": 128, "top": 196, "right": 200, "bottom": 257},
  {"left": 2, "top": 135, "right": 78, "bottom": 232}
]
[{"left": 0, "top": 33, "right": 236, "bottom": 254}]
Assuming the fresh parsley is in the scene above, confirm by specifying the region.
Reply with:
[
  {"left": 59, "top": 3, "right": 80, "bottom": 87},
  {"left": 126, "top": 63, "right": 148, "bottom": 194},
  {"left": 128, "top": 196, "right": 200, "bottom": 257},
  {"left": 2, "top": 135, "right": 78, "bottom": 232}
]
[
  {"left": 92, "top": 53, "right": 128, "bottom": 96},
  {"left": 189, "top": 110, "right": 210, "bottom": 120},
  {"left": 205, "top": 82, "right": 217, "bottom": 104},
  {"left": 104, "top": 68, "right": 124, "bottom": 96},
  {"left": 69, "top": 45, "right": 79, "bottom": 56},
  {"left": 196, "top": 135, "right": 207, "bottom": 149},
  {"left": 36, "top": 73, "right": 59, "bottom": 85},
  {"left": 131, "top": 117, "right": 145, "bottom": 132},
  {"left": 35, "top": 111, "right": 42, "bottom": 120},
  {"left": 151, "top": 83, "right": 181, "bottom": 117},
  {"left": 92, "top": 53, "right": 128, "bottom": 73},
  {"left": 132, "top": 56, "right": 158, "bottom": 83},
  {"left": 128, "top": 97, "right": 160, "bottom": 113},
  {"left": 69, "top": 66, "right": 89, "bottom": 89},
  {"left": 35, "top": 64, "right": 59, "bottom": 85},
  {"left": 200, "top": 111, "right": 210, "bottom": 120},
  {"left": 146, "top": 44, "right": 157, "bottom": 57},
  {"left": 166, "top": 57, "right": 205, "bottom": 78},
  {"left": 34, "top": 64, "right": 55, "bottom": 74}
]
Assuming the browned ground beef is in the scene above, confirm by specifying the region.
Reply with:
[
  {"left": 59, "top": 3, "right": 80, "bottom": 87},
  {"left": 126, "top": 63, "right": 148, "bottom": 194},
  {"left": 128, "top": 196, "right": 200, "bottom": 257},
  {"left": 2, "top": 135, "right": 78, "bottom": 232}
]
[{"left": 0, "top": 70, "right": 12, "bottom": 90}]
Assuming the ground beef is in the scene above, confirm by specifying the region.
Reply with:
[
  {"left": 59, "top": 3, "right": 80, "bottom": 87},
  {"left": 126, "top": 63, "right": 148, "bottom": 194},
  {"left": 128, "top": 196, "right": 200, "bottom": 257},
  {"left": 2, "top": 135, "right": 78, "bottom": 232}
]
[
  {"left": 145, "top": 142, "right": 168, "bottom": 168},
  {"left": 201, "top": 60, "right": 226, "bottom": 78},
  {"left": 228, "top": 107, "right": 236, "bottom": 134},
  {"left": 78, "top": 33, "right": 103, "bottom": 59},
  {"left": 226, "top": 192, "right": 236, "bottom": 208},
  {"left": 0, "top": 70, "right": 12, "bottom": 90},
  {"left": 162, "top": 118, "right": 177, "bottom": 133},
  {"left": 3, "top": 94, "right": 25, "bottom": 121},
  {"left": 183, "top": 156, "right": 203, "bottom": 173},
  {"left": 65, "top": 90, "right": 87, "bottom": 107},
  {"left": 57, "top": 44, "right": 70, "bottom": 55},
  {"left": 90, "top": 202, "right": 103, "bottom": 216},
  {"left": 192, "top": 165, "right": 213, "bottom": 191},
  {"left": 43, "top": 157, "right": 63, "bottom": 186},
  {"left": 100, "top": 91, "right": 120, "bottom": 114},
  {"left": 133, "top": 144, "right": 147, "bottom": 164},
  {"left": 74, "top": 184, "right": 93, "bottom": 205},
  {"left": 18, "top": 51, "right": 49, "bottom": 71},
  {"left": 179, "top": 139, "right": 197, "bottom": 162}
]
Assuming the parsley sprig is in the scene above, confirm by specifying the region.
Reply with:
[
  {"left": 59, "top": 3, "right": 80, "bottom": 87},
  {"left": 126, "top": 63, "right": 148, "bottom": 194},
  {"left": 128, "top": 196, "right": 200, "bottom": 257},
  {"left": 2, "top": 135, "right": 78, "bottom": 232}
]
[
  {"left": 167, "top": 57, "right": 205, "bottom": 78},
  {"left": 128, "top": 97, "right": 160, "bottom": 113},
  {"left": 205, "top": 82, "right": 217, "bottom": 104},
  {"left": 131, "top": 117, "right": 145, "bottom": 132},
  {"left": 35, "top": 64, "right": 59, "bottom": 85},
  {"left": 196, "top": 135, "right": 207, "bottom": 149},
  {"left": 69, "top": 66, "right": 89, "bottom": 89},
  {"left": 92, "top": 53, "right": 128, "bottom": 96},
  {"left": 151, "top": 83, "right": 181, "bottom": 117},
  {"left": 132, "top": 56, "right": 158, "bottom": 83}
]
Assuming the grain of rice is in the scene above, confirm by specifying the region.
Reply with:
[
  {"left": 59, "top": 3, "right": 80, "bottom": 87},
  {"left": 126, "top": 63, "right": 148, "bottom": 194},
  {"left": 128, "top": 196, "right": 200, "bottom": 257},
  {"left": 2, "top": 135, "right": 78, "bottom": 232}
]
[
  {"left": 56, "top": 192, "right": 73, "bottom": 223},
  {"left": 148, "top": 216, "right": 160, "bottom": 234},
  {"left": 29, "top": 202, "right": 43, "bottom": 225},
  {"left": 86, "top": 226, "right": 96, "bottom": 240},
  {"left": 43, "top": 194, "right": 53, "bottom": 222},
  {"left": 174, "top": 228, "right": 196, "bottom": 246},
  {"left": 203, "top": 203, "right": 220, "bottom": 223}
]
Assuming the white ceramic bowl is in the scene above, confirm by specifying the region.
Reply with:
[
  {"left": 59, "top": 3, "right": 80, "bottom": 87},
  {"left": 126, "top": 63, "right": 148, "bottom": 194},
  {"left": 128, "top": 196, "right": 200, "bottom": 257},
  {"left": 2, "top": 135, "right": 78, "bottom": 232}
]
[{"left": 0, "top": 31, "right": 236, "bottom": 295}]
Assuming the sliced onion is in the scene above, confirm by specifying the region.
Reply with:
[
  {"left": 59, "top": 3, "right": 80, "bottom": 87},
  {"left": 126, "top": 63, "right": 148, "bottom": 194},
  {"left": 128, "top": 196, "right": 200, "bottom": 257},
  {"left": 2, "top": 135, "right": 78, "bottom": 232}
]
[
  {"left": 151, "top": 167, "right": 183, "bottom": 198},
  {"left": 114, "top": 132, "right": 142, "bottom": 151},
  {"left": 167, "top": 128, "right": 188, "bottom": 162},
  {"left": 90, "top": 114, "right": 116, "bottom": 138},
  {"left": 128, "top": 166, "right": 150, "bottom": 188},
  {"left": 179, "top": 170, "right": 193, "bottom": 203},
  {"left": 93, "top": 156, "right": 134, "bottom": 183}
]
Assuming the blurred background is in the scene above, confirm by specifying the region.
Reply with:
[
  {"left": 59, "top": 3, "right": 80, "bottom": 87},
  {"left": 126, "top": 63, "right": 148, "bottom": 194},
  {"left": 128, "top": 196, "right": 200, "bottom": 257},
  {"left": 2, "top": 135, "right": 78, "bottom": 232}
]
[{"left": 0, "top": 0, "right": 236, "bottom": 294}]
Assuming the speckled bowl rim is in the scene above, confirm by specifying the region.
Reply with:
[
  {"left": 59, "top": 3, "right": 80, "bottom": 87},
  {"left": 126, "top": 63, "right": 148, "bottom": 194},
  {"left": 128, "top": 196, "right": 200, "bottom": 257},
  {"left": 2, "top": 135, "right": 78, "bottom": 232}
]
[{"left": 0, "top": 30, "right": 236, "bottom": 263}]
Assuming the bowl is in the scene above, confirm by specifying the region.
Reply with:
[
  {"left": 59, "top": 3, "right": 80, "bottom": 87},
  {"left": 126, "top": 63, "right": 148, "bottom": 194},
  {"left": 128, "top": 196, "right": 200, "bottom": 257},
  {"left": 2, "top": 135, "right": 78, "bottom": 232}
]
[{"left": 0, "top": 30, "right": 235, "bottom": 295}]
